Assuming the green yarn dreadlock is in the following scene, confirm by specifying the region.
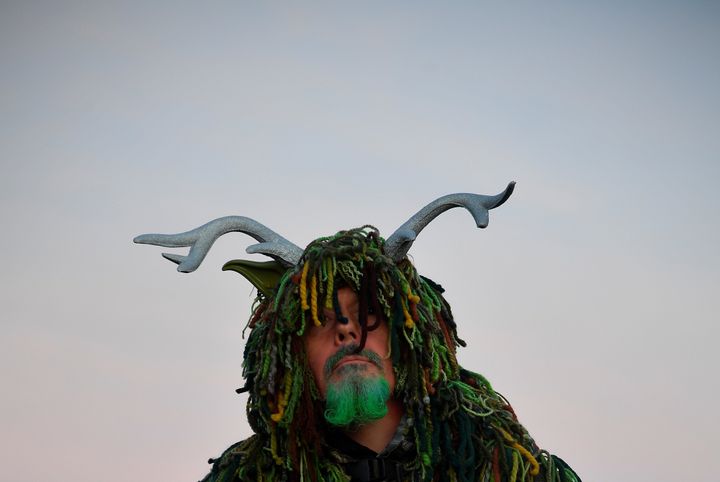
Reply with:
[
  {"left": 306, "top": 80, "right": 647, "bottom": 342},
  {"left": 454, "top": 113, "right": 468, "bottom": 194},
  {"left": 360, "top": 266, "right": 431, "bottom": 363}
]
[{"left": 203, "top": 227, "right": 581, "bottom": 482}]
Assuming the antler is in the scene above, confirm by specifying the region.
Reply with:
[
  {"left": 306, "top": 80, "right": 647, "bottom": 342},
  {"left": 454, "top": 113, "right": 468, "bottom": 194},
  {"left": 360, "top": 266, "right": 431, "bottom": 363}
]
[
  {"left": 133, "top": 216, "right": 303, "bottom": 272},
  {"left": 384, "top": 182, "right": 516, "bottom": 261}
]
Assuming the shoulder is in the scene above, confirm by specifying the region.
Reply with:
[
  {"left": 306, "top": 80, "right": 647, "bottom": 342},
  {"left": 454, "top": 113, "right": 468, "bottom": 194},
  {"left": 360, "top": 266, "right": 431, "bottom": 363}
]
[{"left": 199, "top": 436, "right": 260, "bottom": 482}]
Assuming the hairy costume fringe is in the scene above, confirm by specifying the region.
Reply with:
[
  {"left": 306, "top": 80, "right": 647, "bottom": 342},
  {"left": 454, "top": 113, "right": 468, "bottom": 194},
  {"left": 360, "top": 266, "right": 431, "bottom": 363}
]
[{"left": 202, "top": 227, "right": 580, "bottom": 482}]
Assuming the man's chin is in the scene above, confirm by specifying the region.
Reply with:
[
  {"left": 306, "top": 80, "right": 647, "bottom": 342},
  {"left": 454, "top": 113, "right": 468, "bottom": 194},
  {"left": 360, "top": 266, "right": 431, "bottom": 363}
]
[{"left": 324, "top": 373, "right": 391, "bottom": 427}]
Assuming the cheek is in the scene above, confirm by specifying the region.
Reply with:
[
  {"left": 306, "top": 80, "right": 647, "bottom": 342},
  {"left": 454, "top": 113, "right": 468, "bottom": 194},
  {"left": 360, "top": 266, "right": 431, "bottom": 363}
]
[
  {"left": 305, "top": 344, "right": 329, "bottom": 396},
  {"left": 315, "top": 375, "right": 327, "bottom": 398},
  {"left": 367, "top": 326, "right": 395, "bottom": 391},
  {"left": 383, "top": 359, "right": 396, "bottom": 394},
  {"left": 368, "top": 325, "right": 390, "bottom": 358}
]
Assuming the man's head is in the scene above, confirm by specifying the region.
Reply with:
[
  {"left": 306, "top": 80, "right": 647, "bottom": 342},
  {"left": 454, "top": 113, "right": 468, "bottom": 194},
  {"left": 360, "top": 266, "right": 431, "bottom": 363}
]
[{"left": 239, "top": 227, "right": 465, "bottom": 440}]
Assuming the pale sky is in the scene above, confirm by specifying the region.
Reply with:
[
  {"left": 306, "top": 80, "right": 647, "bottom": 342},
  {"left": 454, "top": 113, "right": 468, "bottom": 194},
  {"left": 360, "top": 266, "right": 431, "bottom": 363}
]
[{"left": 1, "top": 2, "right": 718, "bottom": 481}]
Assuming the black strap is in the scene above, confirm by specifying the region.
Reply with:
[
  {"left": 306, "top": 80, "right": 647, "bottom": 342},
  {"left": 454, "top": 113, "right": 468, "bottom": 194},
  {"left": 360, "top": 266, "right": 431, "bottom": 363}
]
[{"left": 344, "top": 457, "right": 404, "bottom": 482}]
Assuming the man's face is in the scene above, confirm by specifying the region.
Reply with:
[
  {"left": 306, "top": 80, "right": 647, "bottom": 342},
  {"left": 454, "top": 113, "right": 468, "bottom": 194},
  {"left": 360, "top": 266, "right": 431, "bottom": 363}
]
[{"left": 304, "top": 287, "right": 396, "bottom": 399}]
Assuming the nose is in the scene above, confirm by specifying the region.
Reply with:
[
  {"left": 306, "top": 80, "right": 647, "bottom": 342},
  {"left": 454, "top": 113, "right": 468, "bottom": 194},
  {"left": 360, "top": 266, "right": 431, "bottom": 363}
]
[{"left": 334, "top": 317, "right": 359, "bottom": 346}]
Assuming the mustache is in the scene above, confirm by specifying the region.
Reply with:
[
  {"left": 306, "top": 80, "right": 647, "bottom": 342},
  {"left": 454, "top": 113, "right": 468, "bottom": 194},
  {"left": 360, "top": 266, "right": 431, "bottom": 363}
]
[{"left": 323, "top": 344, "right": 384, "bottom": 377}]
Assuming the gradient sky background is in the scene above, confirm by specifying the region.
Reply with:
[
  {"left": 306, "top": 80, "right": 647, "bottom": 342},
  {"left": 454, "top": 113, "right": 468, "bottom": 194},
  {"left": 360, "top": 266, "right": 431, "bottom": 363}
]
[{"left": 1, "top": 2, "right": 718, "bottom": 481}]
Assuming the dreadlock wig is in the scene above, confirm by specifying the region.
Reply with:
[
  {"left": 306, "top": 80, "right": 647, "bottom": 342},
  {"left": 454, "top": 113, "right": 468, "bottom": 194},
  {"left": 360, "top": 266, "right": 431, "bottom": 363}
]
[
  {"left": 135, "top": 184, "right": 580, "bottom": 482},
  {"left": 201, "top": 227, "right": 580, "bottom": 482}
]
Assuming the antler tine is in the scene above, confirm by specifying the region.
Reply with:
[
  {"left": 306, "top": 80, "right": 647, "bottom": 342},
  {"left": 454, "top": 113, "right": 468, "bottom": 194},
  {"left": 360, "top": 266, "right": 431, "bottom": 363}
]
[
  {"left": 385, "top": 182, "right": 516, "bottom": 261},
  {"left": 134, "top": 216, "right": 303, "bottom": 272}
]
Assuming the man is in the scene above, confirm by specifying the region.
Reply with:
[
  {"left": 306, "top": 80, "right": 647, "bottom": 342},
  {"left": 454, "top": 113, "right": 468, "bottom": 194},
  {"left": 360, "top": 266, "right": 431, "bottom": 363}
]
[{"left": 135, "top": 185, "right": 581, "bottom": 482}]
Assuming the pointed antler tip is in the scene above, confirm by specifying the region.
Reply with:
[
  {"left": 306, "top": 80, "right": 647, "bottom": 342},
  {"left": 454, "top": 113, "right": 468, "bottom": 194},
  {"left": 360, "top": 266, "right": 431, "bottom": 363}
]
[{"left": 490, "top": 182, "right": 516, "bottom": 209}]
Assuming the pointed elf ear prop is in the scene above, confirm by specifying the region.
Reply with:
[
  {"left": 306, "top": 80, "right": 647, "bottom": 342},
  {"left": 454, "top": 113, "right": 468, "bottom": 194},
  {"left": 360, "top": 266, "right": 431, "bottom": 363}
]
[
  {"left": 221, "top": 259, "right": 287, "bottom": 297},
  {"left": 134, "top": 182, "right": 515, "bottom": 285}
]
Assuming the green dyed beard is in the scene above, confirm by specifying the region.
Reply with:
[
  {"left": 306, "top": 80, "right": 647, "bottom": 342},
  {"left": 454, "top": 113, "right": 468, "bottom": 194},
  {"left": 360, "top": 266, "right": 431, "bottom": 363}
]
[
  {"left": 323, "top": 345, "right": 390, "bottom": 427},
  {"left": 324, "top": 366, "right": 390, "bottom": 428}
]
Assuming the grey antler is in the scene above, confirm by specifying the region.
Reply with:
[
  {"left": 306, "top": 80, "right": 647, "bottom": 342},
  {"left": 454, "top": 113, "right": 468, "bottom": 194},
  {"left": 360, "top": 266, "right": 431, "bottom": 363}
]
[
  {"left": 385, "top": 182, "right": 516, "bottom": 261},
  {"left": 134, "top": 216, "right": 303, "bottom": 272}
]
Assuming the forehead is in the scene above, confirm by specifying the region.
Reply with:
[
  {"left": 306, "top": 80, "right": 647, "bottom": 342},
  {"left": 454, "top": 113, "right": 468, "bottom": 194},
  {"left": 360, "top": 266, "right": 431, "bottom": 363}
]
[{"left": 336, "top": 287, "right": 359, "bottom": 307}]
